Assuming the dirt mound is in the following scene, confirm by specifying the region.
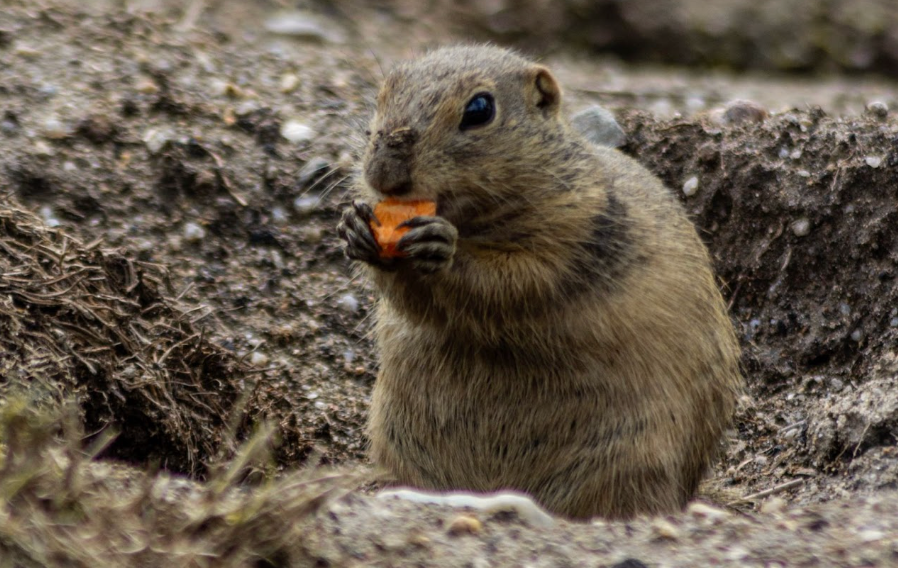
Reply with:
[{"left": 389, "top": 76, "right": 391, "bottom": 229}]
[
  {"left": 617, "top": 108, "right": 898, "bottom": 499},
  {"left": 0, "top": 199, "right": 245, "bottom": 474}
]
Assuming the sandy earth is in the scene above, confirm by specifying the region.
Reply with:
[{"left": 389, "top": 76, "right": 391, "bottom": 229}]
[{"left": 2, "top": 1, "right": 898, "bottom": 566}]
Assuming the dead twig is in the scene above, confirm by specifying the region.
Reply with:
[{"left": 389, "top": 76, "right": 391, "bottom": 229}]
[{"left": 728, "top": 479, "right": 804, "bottom": 505}]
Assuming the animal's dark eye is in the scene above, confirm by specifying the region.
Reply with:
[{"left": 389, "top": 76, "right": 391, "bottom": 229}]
[{"left": 460, "top": 93, "right": 495, "bottom": 131}]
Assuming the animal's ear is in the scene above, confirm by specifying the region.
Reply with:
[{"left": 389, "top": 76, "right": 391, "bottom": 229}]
[{"left": 528, "top": 65, "right": 561, "bottom": 116}]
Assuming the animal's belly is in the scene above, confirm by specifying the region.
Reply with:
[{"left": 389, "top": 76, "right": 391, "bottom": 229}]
[{"left": 370, "top": 342, "right": 621, "bottom": 492}]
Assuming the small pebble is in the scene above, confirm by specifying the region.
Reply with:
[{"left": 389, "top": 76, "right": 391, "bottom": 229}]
[
  {"left": 682, "top": 176, "right": 699, "bottom": 197},
  {"left": 686, "top": 502, "right": 730, "bottom": 521},
  {"left": 789, "top": 150, "right": 802, "bottom": 160},
  {"left": 850, "top": 329, "right": 863, "bottom": 342},
  {"left": 343, "top": 350, "right": 356, "bottom": 364},
  {"left": 760, "top": 497, "right": 787, "bottom": 514},
  {"left": 235, "top": 100, "right": 261, "bottom": 116},
  {"left": 135, "top": 238, "right": 155, "bottom": 252},
  {"left": 336, "top": 294, "right": 359, "bottom": 313},
  {"left": 570, "top": 105, "right": 627, "bottom": 148},
  {"left": 889, "top": 317, "right": 898, "bottom": 327},
  {"left": 143, "top": 127, "right": 174, "bottom": 154},
  {"left": 797, "top": 170, "right": 811, "bottom": 178},
  {"left": 271, "top": 206, "right": 289, "bottom": 223},
  {"left": 780, "top": 427, "right": 800, "bottom": 440},
  {"left": 33, "top": 140, "right": 54, "bottom": 156},
  {"left": 298, "top": 156, "right": 332, "bottom": 186},
  {"left": 41, "top": 116, "right": 70, "bottom": 139},
  {"left": 270, "top": 250, "right": 285, "bottom": 270},
  {"left": 249, "top": 351, "right": 270, "bottom": 367},
  {"left": 299, "top": 226, "right": 324, "bottom": 243},
  {"left": 135, "top": 77, "right": 160, "bottom": 94},
  {"left": 39, "top": 206, "right": 61, "bottom": 228},
  {"left": 791, "top": 218, "right": 810, "bottom": 237},
  {"left": 293, "top": 194, "right": 321, "bottom": 216},
  {"left": 720, "top": 99, "right": 768, "bottom": 125},
  {"left": 264, "top": 11, "right": 345, "bottom": 43},
  {"left": 209, "top": 78, "right": 244, "bottom": 98},
  {"left": 13, "top": 42, "right": 40, "bottom": 58},
  {"left": 279, "top": 73, "right": 301, "bottom": 93},
  {"left": 858, "top": 529, "right": 885, "bottom": 542},
  {"left": 447, "top": 515, "right": 482, "bottom": 536},
  {"left": 778, "top": 147, "right": 790, "bottom": 159},
  {"left": 650, "top": 518, "right": 680, "bottom": 540},
  {"left": 183, "top": 222, "right": 206, "bottom": 243},
  {"left": 865, "top": 156, "right": 882, "bottom": 168},
  {"left": 280, "top": 120, "right": 315, "bottom": 144},
  {"left": 337, "top": 294, "right": 359, "bottom": 314},
  {"left": 865, "top": 101, "right": 889, "bottom": 119}
]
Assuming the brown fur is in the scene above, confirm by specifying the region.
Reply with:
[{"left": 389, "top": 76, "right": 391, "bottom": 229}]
[{"left": 342, "top": 45, "right": 742, "bottom": 520}]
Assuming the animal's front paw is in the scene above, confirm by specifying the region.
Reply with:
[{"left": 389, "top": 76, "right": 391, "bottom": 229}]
[
  {"left": 396, "top": 216, "right": 458, "bottom": 274},
  {"left": 337, "top": 200, "right": 393, "bottom": 268}
]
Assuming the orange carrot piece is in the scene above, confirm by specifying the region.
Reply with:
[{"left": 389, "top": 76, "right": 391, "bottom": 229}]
[{"left": 370, "top": 199, "right": 437, "bottom": 258}]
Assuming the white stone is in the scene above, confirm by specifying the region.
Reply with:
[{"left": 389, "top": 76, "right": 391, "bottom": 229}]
[
  {"left": 682, "top": 176, "right": 699, "bottom": 196},
  {"left": 336, "top": 294, "right": 359, "bottom": 313},
  {"left": 866, "top": 101, "right": 888, "bottom": 118},
  {"left": 378, "top": 488, "right": 555, "bottom": 528},
  {"left": 791, "top": 218, "right": 810, "bottom": 237},
  {"left": 271, "top": 206, "right": 288, "bottom": 223},
  {"left": 264, "top": 11, "right": 345, "bottom": 43},
  {"left": 293, "top": 194, "right": 321, "bottom": 216},
  {"left": 250, "top": 351, "right": 270, "bottom": 367},
  {"left": 280, "top": 120, "right": 315, "bottom": 144},
  {"left": 279, "top": 73, "right": 301, "bottom": 93},
  {"left": 39, "top": 206, "right": 61, "bottom": 228},
  {"left": 183, "top": 222, "right": 206, "bottom": 243},
  {"left": 41, "top": 116, "right": 70, "bottom": 139},
  {"left": 143, "top": 127, "right": 174, "bottom": 154}
]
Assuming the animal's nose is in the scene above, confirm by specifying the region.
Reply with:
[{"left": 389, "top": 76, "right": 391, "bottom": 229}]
[{"left": 366, "top": 126, "right": 417, "bottom": 196}]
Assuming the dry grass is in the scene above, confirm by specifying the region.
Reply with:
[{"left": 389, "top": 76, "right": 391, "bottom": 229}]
[
  {"left": 0, "top": 195, "right": 352, "bottom": 566},
  {"left": 0, "top": 197, "right": 243, "bottom": 474},
  {"left": 0, "top": 394, "right": 351, "bottom": 567}
]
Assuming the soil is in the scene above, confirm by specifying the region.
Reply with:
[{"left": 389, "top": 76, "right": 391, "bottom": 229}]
[{"left": 2, "top": 0, "right": 898, "bottom": 566}]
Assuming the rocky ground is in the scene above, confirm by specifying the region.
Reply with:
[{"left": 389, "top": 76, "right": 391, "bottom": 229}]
[{"left": 2, "top": 0, "right": 898, "bottom": 566}]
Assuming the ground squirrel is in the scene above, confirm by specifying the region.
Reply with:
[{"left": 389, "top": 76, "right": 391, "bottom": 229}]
[{"left": 337, "top": 45, "right": 742, "bottom": 520}]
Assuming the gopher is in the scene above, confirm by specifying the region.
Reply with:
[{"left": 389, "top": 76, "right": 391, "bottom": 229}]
[{"left": 337, "top": 45, "right": 742, "bottom": 520}]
